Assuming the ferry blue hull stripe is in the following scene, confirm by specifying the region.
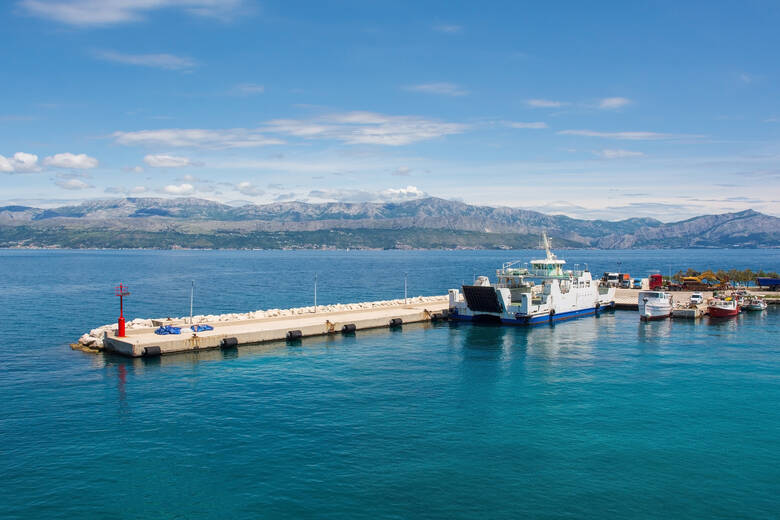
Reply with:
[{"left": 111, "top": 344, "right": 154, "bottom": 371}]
[{"left": 451, "top": 304, "right": 613, "bottom": 326}]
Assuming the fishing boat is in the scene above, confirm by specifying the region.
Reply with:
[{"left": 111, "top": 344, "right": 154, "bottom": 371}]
[
  {"left": 708, "top": 298, "right": 739, "bottom": 318},
  {"left": 448, "top": 233, "right": 616, "bottom": 325},
  {"left": 742, "top": 297, "right": 768, "bottom": 311},
  {"left": 638, "top": 291, "right": 673, "bottom": 320}
]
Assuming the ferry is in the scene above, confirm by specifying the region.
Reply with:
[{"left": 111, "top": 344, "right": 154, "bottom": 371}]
[{"left": 448, "top": 233, "right": 615, "bottom": 325}]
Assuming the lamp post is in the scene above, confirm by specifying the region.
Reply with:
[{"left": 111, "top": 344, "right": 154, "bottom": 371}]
[
  {"left": 404, "top": 272, "right": 408, "bottom": 304},
  {"left": 314, "top": 272, "right": 318, "bottom": 313},
  {"left": 114, "top": 283, "right": 130, "bottom": 337}
]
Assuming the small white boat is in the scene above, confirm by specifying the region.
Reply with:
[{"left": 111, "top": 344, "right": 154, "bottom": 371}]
[
  {"left": 742, "top": 298, "right": 767, "bottom": 311},
  {"left": 638, "top": 291, "right": 673, "bottom": 320}
]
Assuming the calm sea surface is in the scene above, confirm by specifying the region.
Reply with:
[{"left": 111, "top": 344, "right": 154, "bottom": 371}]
[{"left": 1, "top": 249, "right": 779, "bottom": 519}]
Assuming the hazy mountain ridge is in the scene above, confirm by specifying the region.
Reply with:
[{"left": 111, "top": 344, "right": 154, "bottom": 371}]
[{"left": 0, "top": 197, "right": 777, "bottom": 249}]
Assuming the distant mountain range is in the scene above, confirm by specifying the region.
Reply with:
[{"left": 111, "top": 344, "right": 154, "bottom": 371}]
[{"left": 1, "top": 197, "right": 778, "bottom": 249}]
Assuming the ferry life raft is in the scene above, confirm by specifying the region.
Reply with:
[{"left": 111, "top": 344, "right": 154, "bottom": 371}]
[
  {"left": 708, "top": 298, "right": 740, "bottom": 318},
  {"left": 448, "top": 233, "right": 616, "bottom": 326}
]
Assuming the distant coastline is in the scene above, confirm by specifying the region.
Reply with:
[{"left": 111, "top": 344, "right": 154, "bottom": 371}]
[{"left": 2, "top": 197, "right": 779, "bottom": 249}]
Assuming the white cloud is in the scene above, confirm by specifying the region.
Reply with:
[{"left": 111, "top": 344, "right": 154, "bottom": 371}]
[
  {"left": 558, "top": 129, "right": 703, "bottom": 140},
  {"left": 94, "top": 50, "right": 196, "bottom": 70},
  {"left": 403, "top": 82, "right": 468, "bottom": 97},
  {"left": 0, "top": 152, "right": 40, "bottom": 173},
  {"left": 433, "top": 23, "right": 462, "bottom": 33},
  {"left": 55, "top": 178, "right": 91, "bottom": 190},
  {"left": 231, "top": 83, "right": 265, "bottom": 95},
  {"left": 0, "top": 155, "right": 13, "bottom": 172},
  {"left": 114, "top": 128, "right": 284, "bottom": 149},
  {"left": 598, "top": 97, "right": 631, "bottom": 109},
  {"left": 105, "top": 185, "right": 148, "bottom": 195},
  {"left": 393, "top": 166, "right": 411, "bottom": 176},
  {"left": 115, "top": 112, "right": 464, "bottom": 149},
  {"left": 235, "top": 181, "right": 263, "bottom": 196},
  {"left": 43, "top": 152, "right": 98, "bottom": 169},
  {"left": 163, "top": 183, "right": 195, "bottom": 195},
  {"left": 595, "top": 149, "right": 645, "bottom": 159},
  {"left": 527, "top": 99, "right": 566, "bottom": 108},
  {"left": 506, "top": 121, "right": 548, "bottom": 129},
  {"left": 265, "top": 111, "right": 466, "bottom": 146},
  {"left": 308, "top": 185, "right": 426, "bottom": 203},
  {"left": 381, "top": 185, "right": 425, "bottom": 200},
  {"left": 122, "top": 166, "right": 144, "bottom": 173},
  {"left": 20, "top": 0, "right": 245, "bottom": 26},
  {"left": 144, "top": 154, "right": 193, "bottom": 168}
]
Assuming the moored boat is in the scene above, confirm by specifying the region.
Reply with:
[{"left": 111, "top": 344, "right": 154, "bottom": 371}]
[
  {"left": 708, "top": 298, "right": 739, "bottom": 318},
  {"left": 638, "top": 291, "right": 673, "bottom": 320},
  {"left": 742, "top": 297, "right": 768, "bottom": 311}
]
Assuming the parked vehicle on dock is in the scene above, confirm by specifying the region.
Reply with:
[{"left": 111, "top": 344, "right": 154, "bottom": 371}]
[
  {"left": 690, "top": 292, "right": 704, "bottom": 304},
  {"left": 638, "top": 291, "right": 673, "bottom": 320},
  {"left": 649, "top": 274, "right": 664, "bottom": 290},
  {"left": 756, "top": 278, "right": 780, "bottom": 291}
]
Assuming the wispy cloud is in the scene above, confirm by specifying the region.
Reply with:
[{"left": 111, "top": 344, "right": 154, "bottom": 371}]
[
  {"left": 143, "top": 154, "right": 195, "bottom": 168},
  {"left": 527, "top": 99, "right": 567, "bottom": 108},
  {"left": 595, "top": 149, "right": 645, "bottom": 159},
  {"left": 308, "top": 185, "right": 426, "bottom": 203},
  {"left": 392, "top": 166, "right": 411, "bottom": 176},
  {"left": 55, "top": 178, "right": 92, "bottom": 190},
  {"left": 94, "top": 50, "right": 197, "bottom": 71},
  {"left": 114, "top": 129, "right": 284, "bottom": 149},
  {"left": 433, "top": 23, "right": 462, "bottom": 33},
  {"left": 20, "top": 0, "right": 245, "bottom": 26},
  {"left": 598, "top": 97, "right": 631, "bottom": 109},
  {"left": 558, "top": 129, "right": 703, "bottom": 140},
  {"left": 403, "top": 82, "right": 468, "bottom": 97},
  {"left": 105, "top": 185, "right": 148, "bottom": 195},
  {"left": 506, "top": 121, "right": 548, "bottom": 129},
  {"left": 264, "top": 111, "right": 467, "bottom": 146},
  {"left": 235, "top": 181, "right": 263, "bottom": 197},
  {"left": 230, "top": 83, "right": 265, "bottom": 96}
]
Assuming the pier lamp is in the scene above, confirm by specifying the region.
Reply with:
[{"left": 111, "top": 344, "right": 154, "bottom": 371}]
[{"left": 114, "top": 283, "right": 130, "bottom": 337}]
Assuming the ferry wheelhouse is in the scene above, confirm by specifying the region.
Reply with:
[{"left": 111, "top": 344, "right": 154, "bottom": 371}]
[{"left": 448, "top": 233, "right": 616, "bottom": 325}]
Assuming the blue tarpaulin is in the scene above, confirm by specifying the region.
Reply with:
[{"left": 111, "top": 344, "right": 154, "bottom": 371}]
[
  {"left": 190, "top": 324, "right": 214, "bottom": 332},
  {"left": 154, "top": 325, "right": 181, "bottom": 335}
]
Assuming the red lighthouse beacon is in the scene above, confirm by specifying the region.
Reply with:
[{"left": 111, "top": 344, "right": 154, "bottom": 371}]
[{"left": 115, "top": 283, "right": 130, "bottom": 337}]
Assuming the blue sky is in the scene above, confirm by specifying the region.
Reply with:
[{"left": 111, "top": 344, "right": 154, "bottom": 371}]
[{"left": 1, "top": 0, "right": 778, "bottom": 220}]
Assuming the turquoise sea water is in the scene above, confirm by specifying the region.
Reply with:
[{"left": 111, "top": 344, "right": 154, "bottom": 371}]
[{"left": 1, "top": 249, "right": 779, "bottom": 519}]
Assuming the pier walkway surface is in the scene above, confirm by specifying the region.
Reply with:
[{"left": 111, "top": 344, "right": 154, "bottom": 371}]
[{"left": 103, "top": 297, "right": 450, "bottom": 357}]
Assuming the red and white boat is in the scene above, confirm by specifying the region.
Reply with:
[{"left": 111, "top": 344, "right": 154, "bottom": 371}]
[{"left": 707, "top": 298, "right": 739, "bottom": 318}]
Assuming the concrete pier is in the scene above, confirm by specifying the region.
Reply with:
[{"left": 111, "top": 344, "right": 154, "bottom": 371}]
[
  {"left": 613, "top": 289, "right": 714, "bottom": 310},
  {"left": 101, "top": 297, "right": 450, "bottom": 357},
  {"left": 672, "top": 304, "right": 708, "bottom": 319}
]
